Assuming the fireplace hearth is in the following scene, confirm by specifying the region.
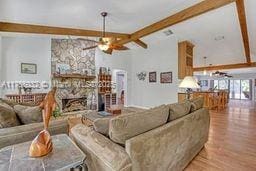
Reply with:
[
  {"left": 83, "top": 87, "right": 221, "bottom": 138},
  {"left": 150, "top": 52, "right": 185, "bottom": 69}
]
[{"left": 62, "top": 97, "right": 87, "bottom": 113}]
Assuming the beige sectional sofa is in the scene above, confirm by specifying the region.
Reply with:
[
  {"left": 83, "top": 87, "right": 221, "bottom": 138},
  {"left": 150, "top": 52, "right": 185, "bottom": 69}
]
[
  {"left": 0, "top": 99, "right": 69, "bottom": 149},
  {"left": 71, "top": 97, "right": 210, "bottom": 171}
]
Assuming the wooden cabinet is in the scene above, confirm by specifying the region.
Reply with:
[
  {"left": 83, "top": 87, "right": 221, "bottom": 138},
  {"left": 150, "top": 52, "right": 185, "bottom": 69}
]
[
  {"left": 178, "top": 93, "right": 186, "bottom": 103},
  {"left": 178, "top": 41, "right": 194, "bottom": 79},
  {"left": 178, "top": 93, "right": 194, "bottom": 103},
  {"left": 98, "top": 74, "right": 112, "bottom": 94}
]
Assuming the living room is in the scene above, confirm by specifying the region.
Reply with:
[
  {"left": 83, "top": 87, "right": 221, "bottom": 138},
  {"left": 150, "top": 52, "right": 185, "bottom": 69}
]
[{"left": 0, "top": 0, "right": 256, "bottom": 171}]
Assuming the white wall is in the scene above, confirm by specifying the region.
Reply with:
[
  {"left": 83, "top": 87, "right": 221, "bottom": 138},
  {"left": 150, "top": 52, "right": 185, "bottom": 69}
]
[
  {"left": 95, "top": 49, "right": 133, "bottom": 106},
  {"left": 130, "top": 37, "right": 179, "bottom": 108},
  {"left": 1, "top": 37, "right": 51, "bottom": 95},
  {"left": 95, "top": 37, "right": 179, "bottom": 108},
  {"left": 1, "top": 36, "right": 179, "bottom": 107}
]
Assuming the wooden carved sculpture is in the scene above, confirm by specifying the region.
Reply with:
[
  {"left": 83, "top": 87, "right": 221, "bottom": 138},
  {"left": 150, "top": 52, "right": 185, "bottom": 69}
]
[{"left": 29, "top": 87, "right": 57, "bottom": 157}]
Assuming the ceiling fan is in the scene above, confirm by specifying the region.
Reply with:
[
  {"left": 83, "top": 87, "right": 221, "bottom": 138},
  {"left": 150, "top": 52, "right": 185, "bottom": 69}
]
[
  {"left": 211, "top": 71, "right": 233, "bottom": 78},
  {"left": 80, "top": 12, "right": 129, "bottom": 55}
]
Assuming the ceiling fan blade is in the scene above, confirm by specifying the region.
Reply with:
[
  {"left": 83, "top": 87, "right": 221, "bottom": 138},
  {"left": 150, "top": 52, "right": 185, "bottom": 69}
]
[
  {"left": 77, "top": 38, "right": 99, "bottom": 44},
  {"left": 111, "top": 45, "right": 129, "bottom": 50},
  {"left": 103, "top": 48, "right": 113, "bottom": 55},
  {"left": 83, "top": 45, "right": 98, "bottom": 50}
]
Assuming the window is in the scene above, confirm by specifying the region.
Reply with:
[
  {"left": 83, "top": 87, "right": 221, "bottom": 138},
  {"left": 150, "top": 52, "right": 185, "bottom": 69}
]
[
  {"left": 213, "top": 80, "right": 229, "bottom": 90},
  {"left": 219, "top": 80, "right": 229, "bottom": 90},
  {"left": 214, "top": 80, "right": 219, "bottom": 89}
]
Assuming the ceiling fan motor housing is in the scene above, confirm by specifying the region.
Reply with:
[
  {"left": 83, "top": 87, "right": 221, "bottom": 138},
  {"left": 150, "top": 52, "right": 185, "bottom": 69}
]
[{"left": 101, "top": 12, "right": 108, "bottom": 17}]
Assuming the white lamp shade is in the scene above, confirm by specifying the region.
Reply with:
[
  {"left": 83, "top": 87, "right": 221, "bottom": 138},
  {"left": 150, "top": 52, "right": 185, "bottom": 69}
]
[{"left": 179, "top": 76, "right": 200, "bottom": 89}]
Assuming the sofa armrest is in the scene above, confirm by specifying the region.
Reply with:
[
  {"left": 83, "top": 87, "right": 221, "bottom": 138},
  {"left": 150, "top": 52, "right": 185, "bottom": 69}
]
[
  {"left": 0, "top": 119, "right": 68, "bottom": 149},
  {"left": 70, "top": 124, "right": 132, "bottom": 171}
]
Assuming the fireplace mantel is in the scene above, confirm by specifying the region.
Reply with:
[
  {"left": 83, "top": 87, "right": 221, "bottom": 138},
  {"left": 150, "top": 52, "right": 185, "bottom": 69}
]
[{"left": 52, "top": 73, "right": 96, "bottom": 80}]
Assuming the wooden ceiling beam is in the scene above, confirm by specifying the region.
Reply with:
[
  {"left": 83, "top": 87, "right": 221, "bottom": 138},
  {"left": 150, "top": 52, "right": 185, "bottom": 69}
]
[
  {"left": 0, "top": 22, "right": 130, "bottom": 38},
  {"left": 193, "top": 62, "right": 256, "bottom": 72},
  {"left": 235, "top": 0, "right": 251, "bottom": 63},
  {"left": 115, "top": 0, "right": 236, "bottom": 46},
  {"left": 133, "top": 39, "right": 148, "bottom": 49}
]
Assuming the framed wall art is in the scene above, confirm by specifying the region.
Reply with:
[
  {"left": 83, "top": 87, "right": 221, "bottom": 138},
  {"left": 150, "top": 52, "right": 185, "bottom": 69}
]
[
  {"left": 21, "top": 63, "right": 37, "bottom": 74},
  {"left": 149, "top": 72, "right": 157, "bottom": 83},
  {"left": 137, "top": 72, "right": 147, "bottom": 81},
  {"left": 199, "top": 80, "right": 208, "bottom": 87},
  {"left": 160, "top": 72, "right": 172, "bottom": 83}
]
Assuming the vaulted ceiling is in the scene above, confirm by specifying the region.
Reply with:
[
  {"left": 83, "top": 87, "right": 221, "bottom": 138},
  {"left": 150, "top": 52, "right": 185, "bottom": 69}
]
[
  {"left": 0, "top": 0, "right": 255, "bottom": 71},
  {"left": 0, "top": 0, "right": 204, "bottom": 33}
]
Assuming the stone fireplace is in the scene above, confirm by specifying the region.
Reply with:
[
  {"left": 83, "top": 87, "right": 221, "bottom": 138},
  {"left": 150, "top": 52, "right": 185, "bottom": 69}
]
[
  {"left": 51, "top": 39, "right": 97, "bottom": 113},
  {"left": 62, "top": 97, "right": 87, "bottom": 113}
]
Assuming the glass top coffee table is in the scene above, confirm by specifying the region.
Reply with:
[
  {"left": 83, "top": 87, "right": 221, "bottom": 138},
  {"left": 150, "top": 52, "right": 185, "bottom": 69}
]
[{"left": 0, "top": 134, "right": 86, "bottom": 171}]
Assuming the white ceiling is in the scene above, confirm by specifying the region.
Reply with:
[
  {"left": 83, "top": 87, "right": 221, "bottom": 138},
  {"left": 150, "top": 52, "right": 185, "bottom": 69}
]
[
  {"left": 0, "top": 0, "right": 203, "bottom": 33},
  {"left": 0, "top": 0, "right": 256, "bottom": 73},
  {"left": 171, "top": 3, "right": 245, "bottom": 66}
]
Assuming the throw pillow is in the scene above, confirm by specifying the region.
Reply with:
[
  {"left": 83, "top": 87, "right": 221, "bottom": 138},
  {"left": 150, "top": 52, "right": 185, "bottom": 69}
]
[
  {"left": 190, "top": 97, "right": 204, "bottom": 112},
  {"left": 168, "top": 101, "right": 192, "bottom": 121},
  {"left": 0, "top": 102, "right": 21, "bottom": 128},
  {"left": 14, "top": 105, "right": 43, "bottom": 124}
]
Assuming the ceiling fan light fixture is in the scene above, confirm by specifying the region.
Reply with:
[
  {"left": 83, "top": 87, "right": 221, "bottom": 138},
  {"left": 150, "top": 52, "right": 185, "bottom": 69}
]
[
  {"left": 98, "top": 44, "right": 109, "bottom": 51},
  {"left": 203, "top": 70, "right": 207, "bottom": 76}
]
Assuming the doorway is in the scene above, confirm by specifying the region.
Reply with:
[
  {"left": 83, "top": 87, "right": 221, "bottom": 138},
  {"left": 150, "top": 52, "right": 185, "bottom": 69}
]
[{"left": 113, "top": 69, "right": 128, "bottom": 106}]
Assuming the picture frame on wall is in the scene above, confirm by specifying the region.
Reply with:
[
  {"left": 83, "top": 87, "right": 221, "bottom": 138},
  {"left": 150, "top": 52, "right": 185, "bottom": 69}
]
[
  {"left": 160, "top": 72, "right": 172, "bottom": 83},
  {"left": 149, "top": 72, "right": 157, "bottom": 83},
  {"left": 21, "top": 63, "right": 37, "bottom": 74},
  {"left": 199, "top": 80, "right": 208, "bottom": 87}
]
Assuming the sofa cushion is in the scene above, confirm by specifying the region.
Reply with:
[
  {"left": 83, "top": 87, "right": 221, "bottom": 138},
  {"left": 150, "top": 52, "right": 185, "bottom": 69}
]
[
  {"left": 0, "top": 102, "right": 21, "bottom": 128},
  {"left": 93, "top": 107, "right": 147, "bottom": 137},
  {"left": 14, "top": 105, "right": 43, "bottom": 124},
  {"left": 109, "top": 105, "right": 169, "bottom": 145},
  {"left": 168, "top": 101, "right": 191, "bottom": 121},
  {"left": 190, "top": 97, "right": 204, "bottom": 112},
  {"left": 93, "top": 118, "right": 111, "bottom": 136}
]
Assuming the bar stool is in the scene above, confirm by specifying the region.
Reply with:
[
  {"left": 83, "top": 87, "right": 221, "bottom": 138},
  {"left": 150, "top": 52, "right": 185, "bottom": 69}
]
[
  {"left": 208, "top": 93, "right": 218, "bottom": 110},
  {"left": 217, "top": 91, "right": 225, "bottom": 111}
]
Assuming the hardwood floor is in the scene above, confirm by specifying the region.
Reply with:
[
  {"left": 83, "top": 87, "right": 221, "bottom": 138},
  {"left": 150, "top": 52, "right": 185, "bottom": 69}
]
[{"left": 186, "top": 100, "right": 256, "bottom": 171}]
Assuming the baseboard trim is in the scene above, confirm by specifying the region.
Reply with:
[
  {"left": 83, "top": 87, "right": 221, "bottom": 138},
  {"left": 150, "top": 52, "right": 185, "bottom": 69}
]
[{"left": 124, "top": 105, "right": 150, "bottom": 110}]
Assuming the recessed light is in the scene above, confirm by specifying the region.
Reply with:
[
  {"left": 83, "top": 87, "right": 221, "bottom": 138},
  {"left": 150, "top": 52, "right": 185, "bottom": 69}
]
[
  {"left": 163, "top": 29, "right": 174, "bottom": 36},
  {"left": 214, "top": 36, "right": 225, "bottom": 41}
]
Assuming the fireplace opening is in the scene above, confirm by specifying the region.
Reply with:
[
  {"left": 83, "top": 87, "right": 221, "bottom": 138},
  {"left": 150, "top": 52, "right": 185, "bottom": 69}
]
[{"left": 62, "top": 97, "right": 87, "bottom": 113}]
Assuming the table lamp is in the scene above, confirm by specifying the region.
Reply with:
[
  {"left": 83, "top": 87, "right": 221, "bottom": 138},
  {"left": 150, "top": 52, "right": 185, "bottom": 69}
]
[{"left": 179, "top": 76, "right": 200, "bottom": 100}]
